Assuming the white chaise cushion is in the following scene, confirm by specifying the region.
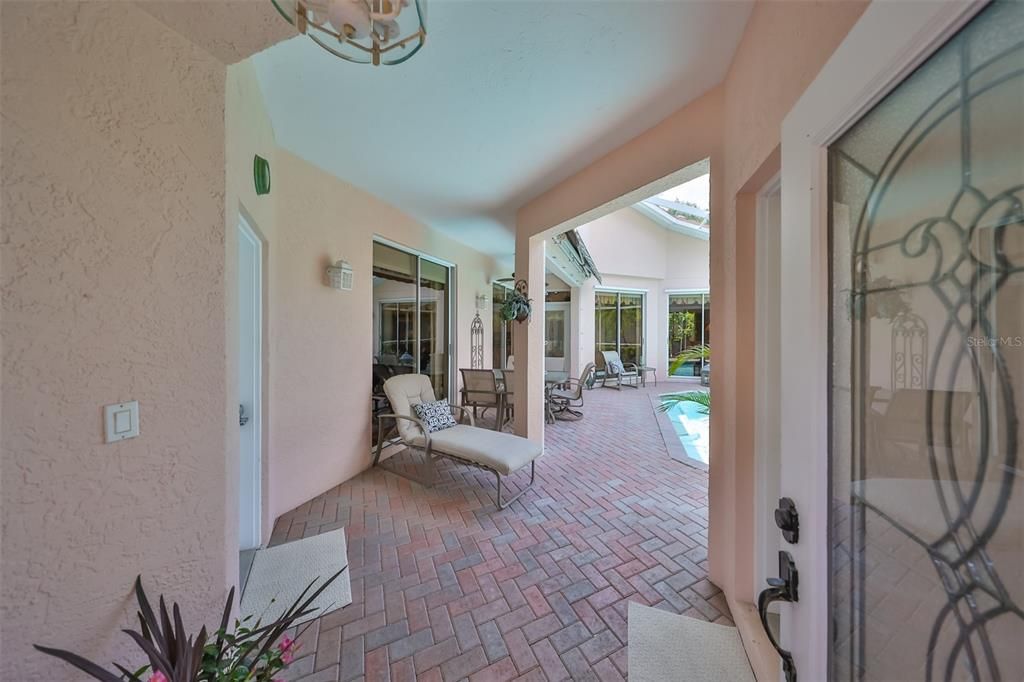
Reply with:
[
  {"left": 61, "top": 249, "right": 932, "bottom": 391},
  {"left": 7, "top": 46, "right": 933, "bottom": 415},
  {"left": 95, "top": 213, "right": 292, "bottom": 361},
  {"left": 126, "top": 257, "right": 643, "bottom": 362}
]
[{"left": 411, "top": 424, "right": 542, "bottom": 476}]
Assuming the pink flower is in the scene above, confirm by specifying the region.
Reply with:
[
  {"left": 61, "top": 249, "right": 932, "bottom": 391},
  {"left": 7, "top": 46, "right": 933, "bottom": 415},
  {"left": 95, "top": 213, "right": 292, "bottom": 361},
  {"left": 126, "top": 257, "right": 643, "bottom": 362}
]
[
  {"left": 278, "top": 635, "right": 300, "bottom": 664},
  {"left": 149, "top": 673, "right": 169, "bottom": 682}
]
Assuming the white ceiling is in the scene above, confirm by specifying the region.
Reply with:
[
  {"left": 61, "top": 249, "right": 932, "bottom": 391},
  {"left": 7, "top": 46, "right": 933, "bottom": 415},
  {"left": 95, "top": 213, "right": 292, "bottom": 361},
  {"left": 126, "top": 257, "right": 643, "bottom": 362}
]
[{"left": 252, "top": 1, "right": 752, "bottom": 261}]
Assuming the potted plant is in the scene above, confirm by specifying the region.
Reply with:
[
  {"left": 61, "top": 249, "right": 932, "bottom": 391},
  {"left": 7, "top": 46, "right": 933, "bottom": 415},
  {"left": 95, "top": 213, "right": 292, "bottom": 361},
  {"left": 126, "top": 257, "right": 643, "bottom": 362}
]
[
  {"left": 35, "top": 566, "right": 346, "bottom": 681},
  {"left": 500, "top": 280, "right": 532, "bottom": 323}
]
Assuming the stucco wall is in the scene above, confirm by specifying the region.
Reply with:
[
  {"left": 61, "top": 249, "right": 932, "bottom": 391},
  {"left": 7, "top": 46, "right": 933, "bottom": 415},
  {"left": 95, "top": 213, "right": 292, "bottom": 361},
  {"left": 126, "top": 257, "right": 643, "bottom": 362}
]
[
  {"left": 1, "top": 3, "right": 230, "bottom": 678},
  {"left": 226, "top": 60, "right": 279, "bottom": 545},
  {"left": 714, "top": 0, "right": 869, "bottom": 607},
  {"left": 514, "top": 0, "right": 868, "bottom": 674},
  {"left": 224, "top": 63, "right": 500, "bottom": 537},
  {"left": 577, "top": 206, "right": 710, "bottom": 377},
  {"left": 263, "top": 150, "right": 500, "bottom": 526}
]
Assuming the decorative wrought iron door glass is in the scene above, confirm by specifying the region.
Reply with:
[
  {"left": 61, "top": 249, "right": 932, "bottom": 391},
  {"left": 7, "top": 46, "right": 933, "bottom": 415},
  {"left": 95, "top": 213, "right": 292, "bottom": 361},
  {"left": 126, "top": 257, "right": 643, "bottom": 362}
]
[{"left": 828, "top": 2, "right": 1023, "bottom": 679}]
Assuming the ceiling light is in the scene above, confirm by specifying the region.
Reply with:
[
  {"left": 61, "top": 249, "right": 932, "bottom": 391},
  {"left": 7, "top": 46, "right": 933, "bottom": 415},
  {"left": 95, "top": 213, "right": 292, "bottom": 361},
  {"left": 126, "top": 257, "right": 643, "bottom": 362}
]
[{"left": 272, "top": 0, "right": 426, "bottom": 66}]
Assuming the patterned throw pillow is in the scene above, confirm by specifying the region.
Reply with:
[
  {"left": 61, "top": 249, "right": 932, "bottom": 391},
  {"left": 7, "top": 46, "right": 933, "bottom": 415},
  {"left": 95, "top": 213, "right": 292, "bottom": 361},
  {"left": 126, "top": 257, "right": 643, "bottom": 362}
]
[
  {"left": 413, "top": 400, "right": 457, "bottom": 433},
  {"left": 608, "top": 358, "right": 625, "bottom": 375}
]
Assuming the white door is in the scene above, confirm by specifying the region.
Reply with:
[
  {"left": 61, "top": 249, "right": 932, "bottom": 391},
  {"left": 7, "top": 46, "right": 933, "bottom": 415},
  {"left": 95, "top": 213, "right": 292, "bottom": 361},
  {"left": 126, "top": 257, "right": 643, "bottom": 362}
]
[
  {"left": 776, "top": 2, "right": 1023, "bottom": 680},
  {"left": 544, "top": 302, "right": 570, "bottom": 373},
  {"left": 238, "top": 217, "right": 262, "bottom": 551}
]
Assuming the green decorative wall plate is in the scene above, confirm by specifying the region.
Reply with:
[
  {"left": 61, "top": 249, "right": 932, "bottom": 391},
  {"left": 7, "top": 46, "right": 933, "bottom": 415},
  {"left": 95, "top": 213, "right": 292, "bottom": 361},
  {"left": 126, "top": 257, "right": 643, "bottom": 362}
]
[{"left": 253, "top": 155, "right": 271, "bottom": 196}]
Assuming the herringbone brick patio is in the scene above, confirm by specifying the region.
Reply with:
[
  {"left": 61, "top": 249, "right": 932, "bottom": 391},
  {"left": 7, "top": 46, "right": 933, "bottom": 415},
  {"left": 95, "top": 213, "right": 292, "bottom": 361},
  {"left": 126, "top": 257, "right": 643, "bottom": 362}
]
[{"left": 270, "top": 382, "right": 726, "bottom": 681}]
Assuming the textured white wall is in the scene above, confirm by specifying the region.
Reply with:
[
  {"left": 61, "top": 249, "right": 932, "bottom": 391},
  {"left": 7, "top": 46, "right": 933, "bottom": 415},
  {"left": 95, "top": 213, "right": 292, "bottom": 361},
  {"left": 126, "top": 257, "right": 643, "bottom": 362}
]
[{"left": 1, "top": 3, "right": 230, "bottom": 678}]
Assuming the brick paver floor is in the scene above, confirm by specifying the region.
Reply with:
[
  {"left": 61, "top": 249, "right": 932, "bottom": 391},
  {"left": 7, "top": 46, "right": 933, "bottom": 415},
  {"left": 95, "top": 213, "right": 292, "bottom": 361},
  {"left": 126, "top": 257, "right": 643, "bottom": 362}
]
[{"left": 270, "top": 381, "right": 726, "bottom": 681}]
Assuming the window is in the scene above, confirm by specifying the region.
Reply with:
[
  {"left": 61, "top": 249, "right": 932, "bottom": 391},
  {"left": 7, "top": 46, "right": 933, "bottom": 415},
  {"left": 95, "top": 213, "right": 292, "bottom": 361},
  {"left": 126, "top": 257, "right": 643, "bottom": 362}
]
[
  {"left": 667, "top": 291, "right": 710, "bottom": 376},
  {"left": 595, "top": 290, "right": 645, "bottom": 366}
]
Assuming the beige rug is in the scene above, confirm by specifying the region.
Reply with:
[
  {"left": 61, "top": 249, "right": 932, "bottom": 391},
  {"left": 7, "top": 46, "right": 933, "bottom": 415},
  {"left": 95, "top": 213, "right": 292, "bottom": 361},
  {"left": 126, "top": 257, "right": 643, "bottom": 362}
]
[
  {"left": 628, "top": 602, "right": 755, "bottom": 682},
  {"left": 240, "top": 528, "right": 352, "bottom": 626}
]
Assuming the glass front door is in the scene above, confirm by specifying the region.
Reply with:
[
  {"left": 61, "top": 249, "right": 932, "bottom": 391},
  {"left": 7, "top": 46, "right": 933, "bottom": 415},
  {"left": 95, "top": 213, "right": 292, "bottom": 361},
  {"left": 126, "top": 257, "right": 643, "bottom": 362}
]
[{"left": 829, "top": 3, "right": 1023, "bottom": 678}]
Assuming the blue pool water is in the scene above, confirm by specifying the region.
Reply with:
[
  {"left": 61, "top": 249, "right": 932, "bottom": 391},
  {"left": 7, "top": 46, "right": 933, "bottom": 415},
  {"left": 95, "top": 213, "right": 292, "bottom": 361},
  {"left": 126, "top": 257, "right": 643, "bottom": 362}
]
[{"left": 663, "top": 398, "right": 710, "bottom": 464}]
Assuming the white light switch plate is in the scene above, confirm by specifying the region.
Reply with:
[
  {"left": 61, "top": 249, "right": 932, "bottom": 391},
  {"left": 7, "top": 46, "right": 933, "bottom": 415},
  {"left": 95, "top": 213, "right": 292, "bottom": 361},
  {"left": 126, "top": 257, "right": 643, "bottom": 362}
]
[{"left": 104, "top": 401, "right": 139, "bottom": 443}]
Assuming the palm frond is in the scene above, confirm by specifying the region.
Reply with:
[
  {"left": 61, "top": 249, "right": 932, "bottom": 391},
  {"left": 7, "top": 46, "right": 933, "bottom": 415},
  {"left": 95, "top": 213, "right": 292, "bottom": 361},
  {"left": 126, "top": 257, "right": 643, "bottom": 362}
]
[{"left": 657, "top": 391, "right": 711, "bottom": 414}]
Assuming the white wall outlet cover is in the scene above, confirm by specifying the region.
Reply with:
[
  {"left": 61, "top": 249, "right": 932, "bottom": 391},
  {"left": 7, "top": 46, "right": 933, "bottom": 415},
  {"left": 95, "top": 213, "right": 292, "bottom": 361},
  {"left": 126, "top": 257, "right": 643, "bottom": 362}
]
[{"left": 104, "top": 401, "right": 139, "bottom": 443}]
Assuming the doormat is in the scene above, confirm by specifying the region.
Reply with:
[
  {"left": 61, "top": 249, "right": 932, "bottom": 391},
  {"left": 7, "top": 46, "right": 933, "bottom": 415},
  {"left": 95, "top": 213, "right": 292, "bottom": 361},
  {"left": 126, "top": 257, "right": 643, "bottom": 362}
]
[
  {"left": 240, "top": 528, "right": 351, "bottom": 627},
  {"left": 628, "top": 602, "right": 755, "bottom": 682}
]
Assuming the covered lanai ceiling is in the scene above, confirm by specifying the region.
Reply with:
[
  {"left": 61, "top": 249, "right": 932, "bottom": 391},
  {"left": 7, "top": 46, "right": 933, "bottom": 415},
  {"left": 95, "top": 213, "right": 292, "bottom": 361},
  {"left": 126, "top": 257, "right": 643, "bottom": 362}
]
[{"left": 252, "top": 1, "right": 752, "bottom": 260}]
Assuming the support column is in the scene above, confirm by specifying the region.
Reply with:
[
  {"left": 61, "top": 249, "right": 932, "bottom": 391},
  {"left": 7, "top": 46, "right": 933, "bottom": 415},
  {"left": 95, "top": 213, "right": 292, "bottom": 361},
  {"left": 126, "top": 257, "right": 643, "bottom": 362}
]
[
  {"left": 574, "top": 280, "right": 595, "bottom": 379},
  {"left": 511, "top": 234, "right": 546, "bottom": 443}
]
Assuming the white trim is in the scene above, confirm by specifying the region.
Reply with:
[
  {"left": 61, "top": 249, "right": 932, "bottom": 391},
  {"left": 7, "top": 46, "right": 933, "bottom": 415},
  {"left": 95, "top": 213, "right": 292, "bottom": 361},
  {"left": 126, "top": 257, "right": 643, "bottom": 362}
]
[
  {"left": 664, "top": 288, "right": 711, "bottom": 295},
  {"left": 237, "top": 215, "right": 263, "bottom": 552},
  {"left": 595, "top": 285, "right": 650, "bottom": 294},
  {"left": 779, "top": 2, "right": 985, "bottom": 679}
]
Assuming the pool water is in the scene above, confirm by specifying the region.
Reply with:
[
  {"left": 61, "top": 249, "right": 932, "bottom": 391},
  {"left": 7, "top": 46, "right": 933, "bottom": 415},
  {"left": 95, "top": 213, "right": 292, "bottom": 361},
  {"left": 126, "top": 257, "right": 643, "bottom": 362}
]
[{"left": 663, "top": 398, "right": 710, "bottom": 464}]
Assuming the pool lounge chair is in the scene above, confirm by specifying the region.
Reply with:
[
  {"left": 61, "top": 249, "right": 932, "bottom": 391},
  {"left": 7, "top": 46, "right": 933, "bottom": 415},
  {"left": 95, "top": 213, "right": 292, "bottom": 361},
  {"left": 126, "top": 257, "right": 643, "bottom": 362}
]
[
  {"left": 375, "top": 374, "right": 542, "bottom": 509},
  {"left": 599, "top": 350, "right": 641, "bottom": 389}
]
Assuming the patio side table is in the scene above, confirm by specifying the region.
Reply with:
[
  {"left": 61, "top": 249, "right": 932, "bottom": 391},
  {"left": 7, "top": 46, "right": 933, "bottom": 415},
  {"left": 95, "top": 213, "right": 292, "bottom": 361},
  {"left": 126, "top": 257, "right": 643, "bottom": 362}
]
[{"left": 639, "top": 366, "right": 657, "bottom": 387}]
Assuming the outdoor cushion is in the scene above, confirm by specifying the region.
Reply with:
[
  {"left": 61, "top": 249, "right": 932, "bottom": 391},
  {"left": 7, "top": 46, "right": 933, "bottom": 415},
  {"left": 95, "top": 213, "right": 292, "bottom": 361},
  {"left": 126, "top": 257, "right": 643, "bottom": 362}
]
[
  {"left": 409, "top": 425, "right": 542, "bottom": 476},
  {"left": 608, "top": 358, "right": 625, "bottom": 374},
  {"left": 413, "top": 400, "right": 457, "bottom": 432},
  {"left": 383, "top": 373, "right": 436, "bottom": 442}
]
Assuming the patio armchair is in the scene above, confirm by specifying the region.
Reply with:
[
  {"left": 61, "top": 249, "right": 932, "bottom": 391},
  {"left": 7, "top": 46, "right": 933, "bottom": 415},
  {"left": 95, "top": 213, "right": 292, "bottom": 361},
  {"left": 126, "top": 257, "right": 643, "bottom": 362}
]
[
  {"left": 599, "top": 350, "right": 641, "bottom": 389},
  {"left": 549, "top": 363, "right": 596, "bottom": 418},
  {"left": 460, "top": 368, "right": 502, "bottom": 425},
  {"left": 375, "top": 374, "right": 542, "bottom": 509}
]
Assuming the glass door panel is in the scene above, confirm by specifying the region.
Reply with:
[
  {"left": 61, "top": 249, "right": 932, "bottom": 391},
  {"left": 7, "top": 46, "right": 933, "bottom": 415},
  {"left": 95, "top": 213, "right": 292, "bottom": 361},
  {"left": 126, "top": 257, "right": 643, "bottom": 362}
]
[
  {"left": 595, "top": 291, "right": 620, "bottom": 361},
  {"left": 419, "top": 258, "right": 450, "bottom": 400},
  {"left": 829, "top": 3, "right": 1023, "bottom": 679},
  {"left": 619, "top": 293, "right": 644, "bottom": 366},
  {"left": 372, "top": 242, "right": 453, "bottom": 439}
]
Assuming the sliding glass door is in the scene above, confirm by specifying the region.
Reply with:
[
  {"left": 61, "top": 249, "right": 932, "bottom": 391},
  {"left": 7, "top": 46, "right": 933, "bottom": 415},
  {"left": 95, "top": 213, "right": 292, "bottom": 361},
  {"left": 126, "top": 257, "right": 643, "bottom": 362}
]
[
  {"left": 595, "top": 290, "right": 645, "bottom": 366},
  {"left": 372, "top": 242, "right": 453, "bottom": 426},
  {"left": 667, "top": 291, "right": 710, "bottom": 376}
]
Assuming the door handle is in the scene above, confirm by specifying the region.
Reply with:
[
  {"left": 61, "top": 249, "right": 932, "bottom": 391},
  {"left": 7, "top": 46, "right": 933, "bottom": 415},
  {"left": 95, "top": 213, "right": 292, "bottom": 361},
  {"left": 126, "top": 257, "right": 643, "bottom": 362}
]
[
  {"left": 239, "top": 404, "right": 249, "bottom": 427},
  {"left": 758, "top": 550, "right": 798, "bottom": 682}
]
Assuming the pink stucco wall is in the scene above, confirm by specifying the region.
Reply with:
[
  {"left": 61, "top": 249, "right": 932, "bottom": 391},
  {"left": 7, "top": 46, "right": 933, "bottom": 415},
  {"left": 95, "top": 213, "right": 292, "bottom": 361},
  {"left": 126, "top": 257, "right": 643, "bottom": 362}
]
[
  {"left": 1, "top": 3, "right": 231, "bottom": 678},
  {"left": 264, "top": 150, "right": 500, "bottom": 524},
  {"left": 515, "top": 0, "right": 869, "bottom": 675}
]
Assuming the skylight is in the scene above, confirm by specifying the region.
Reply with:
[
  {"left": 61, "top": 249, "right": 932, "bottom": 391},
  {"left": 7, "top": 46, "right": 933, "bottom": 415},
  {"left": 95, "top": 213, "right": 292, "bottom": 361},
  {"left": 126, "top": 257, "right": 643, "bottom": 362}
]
[{"left": 635, "top": 173, "right": 710, "bottom": 238}]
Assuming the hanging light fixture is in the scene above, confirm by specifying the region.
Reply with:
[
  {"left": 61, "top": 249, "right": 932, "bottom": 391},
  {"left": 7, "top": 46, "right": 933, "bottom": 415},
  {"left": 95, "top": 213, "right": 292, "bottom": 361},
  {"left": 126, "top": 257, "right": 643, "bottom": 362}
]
[{"left": 272, "top": 0, "right": 426, "bottom": 66}]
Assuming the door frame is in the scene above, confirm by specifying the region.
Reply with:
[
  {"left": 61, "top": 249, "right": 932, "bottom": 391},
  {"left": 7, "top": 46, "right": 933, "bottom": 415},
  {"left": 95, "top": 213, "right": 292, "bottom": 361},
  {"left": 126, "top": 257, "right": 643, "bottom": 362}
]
[
  {"left": 753, "top": 174, "right": 781, "bottom": 600},
  {"left": 778, "top": 1, "right": 986, "bottom": 678},
  {"left": 237, "top": 215, "right": 263, "bottom": 552}
]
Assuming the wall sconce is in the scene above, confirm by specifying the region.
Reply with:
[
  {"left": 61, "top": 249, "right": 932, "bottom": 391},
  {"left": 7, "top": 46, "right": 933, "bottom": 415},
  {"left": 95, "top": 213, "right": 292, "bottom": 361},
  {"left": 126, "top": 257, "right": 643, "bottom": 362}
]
[
  {"left": 475, "top": 293, "right": 489, "bottom": 310},
  {"left": 326, "top": 259, "right": 353, "bottom": 290}
]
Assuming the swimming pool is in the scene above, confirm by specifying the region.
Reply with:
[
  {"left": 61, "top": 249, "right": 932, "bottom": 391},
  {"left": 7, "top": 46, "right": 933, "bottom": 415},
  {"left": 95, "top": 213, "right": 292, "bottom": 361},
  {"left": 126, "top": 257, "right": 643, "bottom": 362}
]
[{"left": 662, "top": 397, "right": 710, "bottom": 464}]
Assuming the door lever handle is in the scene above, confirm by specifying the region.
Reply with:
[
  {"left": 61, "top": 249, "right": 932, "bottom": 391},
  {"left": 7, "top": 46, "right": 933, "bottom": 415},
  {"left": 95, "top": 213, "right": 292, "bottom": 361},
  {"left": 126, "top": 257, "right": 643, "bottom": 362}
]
[{"left": 757, "top": 550, "right": 798, "bottom": 682}]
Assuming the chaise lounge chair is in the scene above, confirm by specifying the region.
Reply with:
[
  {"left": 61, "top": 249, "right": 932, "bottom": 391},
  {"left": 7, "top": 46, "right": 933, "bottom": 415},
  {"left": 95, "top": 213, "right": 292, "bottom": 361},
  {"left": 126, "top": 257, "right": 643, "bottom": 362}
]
[{"left": 374, "top": 374, "right": 542, "bottom": 509}]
